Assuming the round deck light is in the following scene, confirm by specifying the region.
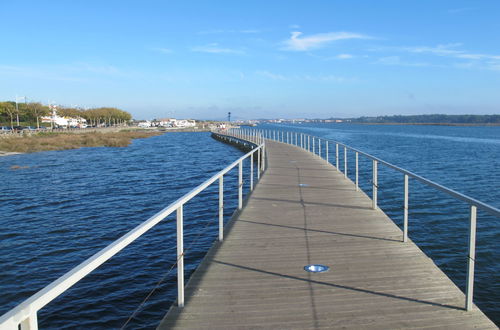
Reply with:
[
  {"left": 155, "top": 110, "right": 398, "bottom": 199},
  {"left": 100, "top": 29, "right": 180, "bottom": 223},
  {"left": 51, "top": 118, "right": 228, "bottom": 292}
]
[
  {"left": 304, "top": 264, "right": 329, "bottom": 273},
  {"left": 299, "top": 184, "right": 309, "bottom": 187}
]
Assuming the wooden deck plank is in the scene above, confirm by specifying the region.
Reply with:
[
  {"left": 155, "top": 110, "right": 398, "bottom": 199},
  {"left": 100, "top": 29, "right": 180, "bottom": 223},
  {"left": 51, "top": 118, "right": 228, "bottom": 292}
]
[{"left": 158, "top": 140, "right": 496, "bottom": 329}]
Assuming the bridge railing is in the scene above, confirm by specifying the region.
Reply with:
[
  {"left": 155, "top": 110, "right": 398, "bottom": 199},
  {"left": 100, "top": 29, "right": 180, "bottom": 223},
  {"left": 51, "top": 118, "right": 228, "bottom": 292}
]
[
  {"left": 233, "top": 127, "right": 499, "bottom": 312},
  {"left": 0, "top": 131, "right": 265, "bottom": 330}
]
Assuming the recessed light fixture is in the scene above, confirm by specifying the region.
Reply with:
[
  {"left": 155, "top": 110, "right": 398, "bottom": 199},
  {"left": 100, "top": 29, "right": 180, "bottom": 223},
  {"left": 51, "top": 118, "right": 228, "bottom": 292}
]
[
  {"left": 304, "top": 264, "right": 329, "bottom": 273},
  {"left": 299, "top": 183, "right": 309, "bottom": 187}
]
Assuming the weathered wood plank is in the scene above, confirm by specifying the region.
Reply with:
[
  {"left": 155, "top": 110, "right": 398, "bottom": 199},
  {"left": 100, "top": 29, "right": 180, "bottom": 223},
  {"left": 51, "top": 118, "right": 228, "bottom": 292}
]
[{"left": 158, "top": 140, "right": 496, "bottom": 329}]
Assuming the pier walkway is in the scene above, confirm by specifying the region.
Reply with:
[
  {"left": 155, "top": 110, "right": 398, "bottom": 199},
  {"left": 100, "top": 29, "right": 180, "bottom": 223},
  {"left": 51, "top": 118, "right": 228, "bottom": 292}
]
[{"left": 159, "top": 140, "right": 496, "bottom": 329}]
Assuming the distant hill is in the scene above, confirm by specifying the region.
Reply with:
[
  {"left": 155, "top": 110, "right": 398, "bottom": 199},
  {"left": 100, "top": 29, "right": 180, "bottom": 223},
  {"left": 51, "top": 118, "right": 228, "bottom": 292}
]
[{"left": 350, "top": 114, "right": 500, "bottom": 125}]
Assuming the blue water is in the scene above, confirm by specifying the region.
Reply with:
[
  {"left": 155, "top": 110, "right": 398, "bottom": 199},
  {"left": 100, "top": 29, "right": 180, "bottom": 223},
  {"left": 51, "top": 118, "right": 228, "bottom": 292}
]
[
  {"left": 0, "top": 132, "right": 251, "bottom": 329},
  {"left": 1, "top": 126, "right": 499, "bottom": 327},
  {"left": 261, "top": 123, "right": 500, "bottom": 324}
]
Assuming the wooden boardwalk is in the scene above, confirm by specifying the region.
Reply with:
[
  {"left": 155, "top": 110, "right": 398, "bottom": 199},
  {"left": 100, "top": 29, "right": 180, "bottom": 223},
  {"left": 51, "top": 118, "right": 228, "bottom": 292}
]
[{"left": 158, "top": 140, "right": 496, "bottom": 329}]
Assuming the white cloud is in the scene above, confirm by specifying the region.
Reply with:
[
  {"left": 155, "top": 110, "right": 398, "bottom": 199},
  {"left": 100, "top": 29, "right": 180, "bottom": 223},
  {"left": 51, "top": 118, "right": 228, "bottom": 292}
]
[
  {"left": 336, "top": 54, "right": 353, "bottom": 59},
  {"left": 152, "top": 47, "right": 173, "bottom": 54},
  {"left": 240, "top": 29, "right": 260, "bottom": 34},
  {"left": 256, "top": 70, "right": 356, "bottom": 83},
  {"left": 0, "top": 64, "right": 116, "bottom": 82},
  {"left": 192, "top": 43, "right": 245, "bottom": 55},
  {"left": 256, "top": 70, "right": 288, "bottom": 80},
  {"left": 377, "top": 56, "right": 430, "bottom": 67},
  {"left": 448, "top": 7, "right": 476, "bottom": 14},
  {"left": 198, "top": 29, "right": 261, "bottom": 35},
  {"left": 404, "top": 43, "right": 500, "bottom": 61},
  {"left": 282, "top": 31, "right": 370, "bottom": 51}
]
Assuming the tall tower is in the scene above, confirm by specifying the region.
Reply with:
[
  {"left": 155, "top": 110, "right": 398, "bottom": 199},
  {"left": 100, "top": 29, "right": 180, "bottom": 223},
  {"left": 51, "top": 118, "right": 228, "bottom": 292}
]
[{"left": 227, "top": 112, "right": 231, "bottom": 122}]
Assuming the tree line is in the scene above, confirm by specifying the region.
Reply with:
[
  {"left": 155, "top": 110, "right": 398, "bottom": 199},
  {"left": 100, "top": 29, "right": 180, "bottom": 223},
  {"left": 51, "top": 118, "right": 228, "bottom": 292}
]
[
  {"left": 351, "top": 114, "right": 500, "bottom": 124},
  {"left": 0, "top": 101, "right": 132, "bottom": 128}
]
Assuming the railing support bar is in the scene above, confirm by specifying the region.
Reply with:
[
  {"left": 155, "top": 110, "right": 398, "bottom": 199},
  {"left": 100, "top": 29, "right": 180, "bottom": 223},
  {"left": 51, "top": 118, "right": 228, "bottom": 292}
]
[
  {"left": 20, "top": 313, "right": 38, "bottom": 330},
  {"left": 403, "top": 174, "right": 409, "bottom": 242},
  {"left": 257, "top": 149, "right": 261, "bottom": 180},
  {"left": 355, "top": 152, "right": 359, "bottom": 191},
  {"left": 466, "top": 205, "right": 477, "bottom": 311},
  {"left": 219, "top": 177, "right": 224, "bottom": 242},
  {"left": 250, "top": 153, "right": 254, "bottom": 191},
  {"left": 326, "top": 141, "right": 329, "bottom": 163},
  {"left": 238, "top": 161, "right": 243, "bottom": 210},
  {"left": 176, "top": 205, "right": 184, "bottom": 307},
  {"left": 372, "top": 160, "right": 378, "bottom": 210},
  {"left": 336, "top": 144, "right": 339, "bottom": 171},
  {"left": 344, "top": 146, "right": 348, "bottom": 178}
]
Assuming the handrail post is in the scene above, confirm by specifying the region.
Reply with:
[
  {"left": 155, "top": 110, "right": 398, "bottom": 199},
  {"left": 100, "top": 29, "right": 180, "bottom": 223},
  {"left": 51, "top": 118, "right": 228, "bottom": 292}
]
[
  {"left": 372, "top": 160, "right": 378, "bottom": 209},
  {"left": 403, "top": 174, "right": 408, "bottom": 242},
  {"left": 326, "top": 141, "right": 329, "bottom": 163},
  {"left": 262, "top": 145, "right": 266, "bottom": 172},
  {"left": 344, "top": 146, "right": 348, "bottom": 178},
  {"left": 312, "top": 137, "right": 315, "bottom": 155},
  {"left": 355, "top": 152, "right": 359, "bottom": 191},
  {"left": 466, "top": 205, "right": 477, "bottom": 311},
  {"left": 300, "top": 134, "right": 303, "bottom": 148},
  {"left": 219, "top": 177, "right": 224, "bottom": 242},
  {"left": 257, "top": 148, "right": 261, "bottom": 179},
  {"left": 336, "top": 144, "right": 339, "bottom": 171},
  {"left": 250, "top": 153, "right": 254, "bottom": 191},
  {"left": 20, "top": 313, "right": 38, "bottom": 330},
  {"left": 176, "top": 205, "right": 184, "bottom": 307},
  {"left": 238, "top": 160, "right": 243, "bottom": 210},
  {"left": 308, "top": 136, "right": 310, "bottom": 152},
  {"left": 318, "top": 139, "right": 321, "bottom": 158}
]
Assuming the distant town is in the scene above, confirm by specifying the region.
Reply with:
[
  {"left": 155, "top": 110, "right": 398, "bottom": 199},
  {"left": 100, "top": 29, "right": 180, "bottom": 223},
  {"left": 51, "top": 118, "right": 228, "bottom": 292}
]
[{"left": 1, "top": 100, "right": 499, "bottom": 132}]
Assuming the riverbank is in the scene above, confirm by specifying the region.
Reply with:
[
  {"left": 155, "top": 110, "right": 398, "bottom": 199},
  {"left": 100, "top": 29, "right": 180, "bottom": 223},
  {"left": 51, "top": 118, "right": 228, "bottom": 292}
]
[
  {"left": 0, "top": 130, "right": 163, "bottom": 154},
  {"left": 351, "top": 122, "right": 500, "bottom": 126}
]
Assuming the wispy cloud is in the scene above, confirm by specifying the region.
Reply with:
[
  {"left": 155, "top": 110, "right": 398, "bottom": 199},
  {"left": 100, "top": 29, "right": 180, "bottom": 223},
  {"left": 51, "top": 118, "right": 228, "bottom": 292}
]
[
  {"left": 198, "top": 29, "right": 261, "bottom": 35},
  {"left": 370, "top": 43, "right": 500, "bottom": 71},
  {"left": 376, "top": 56, "right": 431, "bottom": 67},
  {"left": 402, "top": 43, "right": 500, "bottom": 71},
  {"left": 192, "top": 43, "right": 245, "bottom": 55},
  {"left": 403, "top": 43, "right": 500, "bottom": 61},
  {"left": 282, "top": 31, "right": 370, "bottom": 51},
  {"left": 0, "top": 63, "right": 123, "bottom": 82},
  {"left": 336, "top": 54, "right": 354, "bottom": 59},
  {"left": 256, "top": 70, "right": 288, "bottom": 80},
  {"left": 152, "top": 47, "right": 173, "bottom": 54},
  {"left": 447, "top": 7, "right": 476, "bottom": 14},
  {"left": 256, "top": 70, "right": 356, "bottom": 83}
]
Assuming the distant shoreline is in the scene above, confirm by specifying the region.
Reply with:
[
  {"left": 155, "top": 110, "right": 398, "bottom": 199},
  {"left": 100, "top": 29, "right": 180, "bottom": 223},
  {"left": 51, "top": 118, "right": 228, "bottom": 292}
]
[{"left": 351, "top": 122, "right": 500, "bottom": 127}]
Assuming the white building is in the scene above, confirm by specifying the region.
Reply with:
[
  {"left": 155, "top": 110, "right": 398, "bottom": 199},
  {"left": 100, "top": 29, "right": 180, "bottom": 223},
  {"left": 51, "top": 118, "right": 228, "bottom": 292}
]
[
  {"left": 41, "top": 105, "right": 87, "bottom": 128},
  {"left": 137, "top": 121, "right": 152, "bottom": 128}
]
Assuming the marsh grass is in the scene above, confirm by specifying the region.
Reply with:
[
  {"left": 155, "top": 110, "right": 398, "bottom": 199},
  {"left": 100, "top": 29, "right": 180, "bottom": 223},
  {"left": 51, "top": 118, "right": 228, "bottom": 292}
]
[{"left": 0, "top": 131, "right": 162, "bottom": 153}]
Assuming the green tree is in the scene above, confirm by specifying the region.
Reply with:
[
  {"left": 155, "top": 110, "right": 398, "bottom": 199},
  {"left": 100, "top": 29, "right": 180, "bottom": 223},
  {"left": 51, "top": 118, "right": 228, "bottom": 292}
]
[
  {"left": 0, "top": 102, "right": 17, "bottom": 128},
  {"left": 27, "top": 102, "right": 50, "bottom": 128}
]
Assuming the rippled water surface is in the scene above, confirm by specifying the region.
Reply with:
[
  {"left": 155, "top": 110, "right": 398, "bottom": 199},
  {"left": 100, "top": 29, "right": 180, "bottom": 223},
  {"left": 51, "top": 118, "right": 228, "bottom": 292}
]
[
  {"left": 0, "top": 132, "right": 249, "bottom": 329},
  {"left": 261, "top": 123, "right": 500, "bottom": 325}
]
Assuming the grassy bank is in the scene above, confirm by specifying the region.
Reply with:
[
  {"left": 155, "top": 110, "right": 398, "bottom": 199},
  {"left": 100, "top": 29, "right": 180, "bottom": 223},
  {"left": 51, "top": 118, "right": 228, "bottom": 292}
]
[{"left": 0, "top": 130, "right": 163, "bottom": 153}]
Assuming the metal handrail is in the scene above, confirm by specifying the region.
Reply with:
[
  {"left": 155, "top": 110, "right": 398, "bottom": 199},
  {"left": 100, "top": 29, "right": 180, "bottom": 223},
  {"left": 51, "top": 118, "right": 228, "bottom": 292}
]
[
  {"left": 239, "top": 127, "right": 499, "bottom": 312},
  {"left": 0, "top": 131, "right": 265, "bottom": 330}
]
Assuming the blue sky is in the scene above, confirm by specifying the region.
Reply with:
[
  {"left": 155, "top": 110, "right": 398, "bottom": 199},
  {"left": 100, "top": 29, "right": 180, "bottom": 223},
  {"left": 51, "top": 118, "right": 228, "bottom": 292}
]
[{"left": 1, "top": 0, "right": 499, "bottom": 120}]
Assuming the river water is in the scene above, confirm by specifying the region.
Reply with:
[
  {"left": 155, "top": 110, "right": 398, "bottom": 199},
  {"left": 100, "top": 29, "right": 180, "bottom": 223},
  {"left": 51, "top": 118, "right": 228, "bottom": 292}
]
[
  {"left": 0, "top": 132, "right": 250, "bottom": 329},
  {"left": 0, "top": 126, "right": 498, "bottom": 328}
]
